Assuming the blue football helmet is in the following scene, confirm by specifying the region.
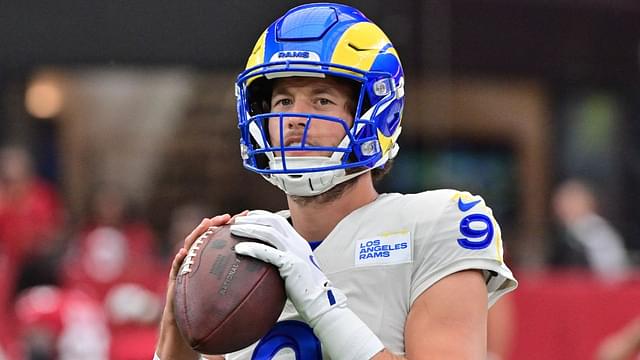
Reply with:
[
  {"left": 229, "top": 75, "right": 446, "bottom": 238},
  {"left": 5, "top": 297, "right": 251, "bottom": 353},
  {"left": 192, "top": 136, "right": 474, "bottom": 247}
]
[{"left": 236, "top": 3, "right": 405, "bottom": 196}]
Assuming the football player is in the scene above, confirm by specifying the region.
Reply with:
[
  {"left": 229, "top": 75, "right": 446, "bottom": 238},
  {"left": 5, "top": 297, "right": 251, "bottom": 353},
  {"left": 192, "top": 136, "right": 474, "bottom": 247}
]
[{"left": 155, "top": 3, "right": 517, "bottom": 359}]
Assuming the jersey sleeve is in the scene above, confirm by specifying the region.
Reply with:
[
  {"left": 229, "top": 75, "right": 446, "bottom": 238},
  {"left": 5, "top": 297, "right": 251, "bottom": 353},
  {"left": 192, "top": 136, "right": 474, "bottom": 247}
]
[{"left": 410, "top": 190, "right": 517, "bottom": 307}]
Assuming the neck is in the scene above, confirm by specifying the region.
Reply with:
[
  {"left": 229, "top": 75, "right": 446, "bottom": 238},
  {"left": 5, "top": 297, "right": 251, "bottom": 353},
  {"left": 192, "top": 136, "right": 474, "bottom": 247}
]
[{"left": 287, "top": 173, "right": 378, "bottom": 241}]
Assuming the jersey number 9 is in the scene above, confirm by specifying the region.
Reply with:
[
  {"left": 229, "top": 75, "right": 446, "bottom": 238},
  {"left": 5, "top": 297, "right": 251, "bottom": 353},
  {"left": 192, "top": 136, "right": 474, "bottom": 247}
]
[{"left": 457, "top": 214, "right": 493, "bottom": 250}]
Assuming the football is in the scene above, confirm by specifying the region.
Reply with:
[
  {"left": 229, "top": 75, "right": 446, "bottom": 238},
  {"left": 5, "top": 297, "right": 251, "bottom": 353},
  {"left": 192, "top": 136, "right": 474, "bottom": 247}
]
[{"left": 174, "top": 224, "right": 286, "bottom": 355}]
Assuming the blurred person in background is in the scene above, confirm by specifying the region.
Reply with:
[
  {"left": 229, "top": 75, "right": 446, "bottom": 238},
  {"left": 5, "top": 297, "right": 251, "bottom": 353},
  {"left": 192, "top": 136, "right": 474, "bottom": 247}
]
[
  {"left": 0, "top": 145, "right": 64, "bottom": 291},
  {"left": 15, "top": 285, "right": 110, "bottom": 360},
  {"left": 60, "top": 182, "right": 163, "bottom": 300},
  {"left": 0, "top": 145, "right": 64, "bottom": 359},
  {"left": 550, "top": 178, "right": 631, "bottom": 281},
  {"left": 59, "top": 183, "right": 164, "bottom": 359}
]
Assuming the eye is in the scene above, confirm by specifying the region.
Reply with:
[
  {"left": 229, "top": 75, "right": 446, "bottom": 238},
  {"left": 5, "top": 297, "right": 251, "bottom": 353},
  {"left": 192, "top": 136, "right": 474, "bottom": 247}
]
[
  {"left": 317, "top": 98, "right": 334, "bottom": 106},
  {"left": 272, "top": 97, "right": 292, "bottom": 108}
]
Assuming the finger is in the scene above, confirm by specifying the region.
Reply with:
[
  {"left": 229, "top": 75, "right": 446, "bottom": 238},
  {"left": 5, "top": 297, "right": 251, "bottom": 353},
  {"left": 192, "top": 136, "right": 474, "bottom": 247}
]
[
  {"left": 228, "top": 210, "right": 250, "bottom": 224},
  {"left": 244, "top": 210, "right": 287, "bottom": 220},
  {"left": 229, "top": 222, "right": 271, "bottom": 242},
  {"left": 246, "top": 209, "right": 274, "bottom": 217},
  {"left": 161, "top": 247, "right": 188, "bottom": 325},
  {"left": 230, "top": 223, "right": 284, "bottom": 249},
  {"left": 232, "top": 213, "right": 267, "bottom": 225},
  {"left": 212, "top": 213, "right": 232, "bottom": 226},
  {"left": 236, "top": 211, "right": 284, "bottom": 223},
  {"left": 169, "top": 247, "right": 188, "bottom": 281},
  {"left": 232, "top": 213, "right": 281, "bottom": 229},
  {"left": 182, "top": 218, "right": 212, "bottom": 249},
  {"left": 235, "top": 242, "right": 289, "bottom": 268},
  {"left": 234, "top": 212, "right": 290, "bottom": 235},
  {"left": 183, "top": 214, "right": 231, "bottom": 250}
]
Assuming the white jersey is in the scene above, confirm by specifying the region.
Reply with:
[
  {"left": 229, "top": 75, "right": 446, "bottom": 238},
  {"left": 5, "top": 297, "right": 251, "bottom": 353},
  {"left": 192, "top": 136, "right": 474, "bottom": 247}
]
[{"left": 226, "top": 189, "right": 517, "bottom": 359}]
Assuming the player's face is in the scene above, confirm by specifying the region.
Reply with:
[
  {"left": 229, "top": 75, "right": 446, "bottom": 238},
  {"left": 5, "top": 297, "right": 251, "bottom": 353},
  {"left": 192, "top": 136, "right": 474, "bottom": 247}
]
[{"left": 268, "top": 77, "right": 355, "bottom": 157}]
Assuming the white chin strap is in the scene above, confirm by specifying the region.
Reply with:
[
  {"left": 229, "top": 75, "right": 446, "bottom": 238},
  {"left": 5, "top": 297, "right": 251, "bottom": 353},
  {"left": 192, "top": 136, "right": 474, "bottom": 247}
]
[
  {"left": 263, "top": 140, "right": 400, "bottom": 197},
  {"left": 264, "top": 156, "right": 368, "bottom": 197}
]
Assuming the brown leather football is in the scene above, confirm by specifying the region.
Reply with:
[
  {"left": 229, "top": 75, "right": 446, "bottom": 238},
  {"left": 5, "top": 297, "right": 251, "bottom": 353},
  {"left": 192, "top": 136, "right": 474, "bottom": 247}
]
[{"left": 174, "top": 224, "right": 286, "bottom": 355}]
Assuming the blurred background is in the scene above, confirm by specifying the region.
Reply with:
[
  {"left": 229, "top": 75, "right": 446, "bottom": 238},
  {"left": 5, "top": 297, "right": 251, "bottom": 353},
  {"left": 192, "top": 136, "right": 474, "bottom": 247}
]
[{"left": 1, "top": 0, "right": 639, "bottom": 359}]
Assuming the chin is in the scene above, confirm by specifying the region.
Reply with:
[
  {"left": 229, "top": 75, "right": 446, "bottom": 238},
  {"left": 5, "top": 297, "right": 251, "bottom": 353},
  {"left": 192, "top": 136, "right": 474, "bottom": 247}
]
[
  {"left": 289, "top": 175, "right": 360, "bottom": 205},
  {"left": 282, "top": 151, "right": 332, "bottom": 157}
]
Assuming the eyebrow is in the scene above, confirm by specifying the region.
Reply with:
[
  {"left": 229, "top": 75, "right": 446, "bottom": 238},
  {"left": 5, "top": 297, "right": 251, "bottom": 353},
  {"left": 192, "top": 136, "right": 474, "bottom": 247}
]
[
  {"left": 309, "top": 85, "right": 338, "bottom": 96},
  {"left": 272, "top": 83, "right": 340, "bottom": 98}
]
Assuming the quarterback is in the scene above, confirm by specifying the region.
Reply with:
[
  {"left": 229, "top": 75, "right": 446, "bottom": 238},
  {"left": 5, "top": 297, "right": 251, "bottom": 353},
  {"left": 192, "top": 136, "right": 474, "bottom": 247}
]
[{"left": 155, "top": 3, "right": 517, "bottom": 359}]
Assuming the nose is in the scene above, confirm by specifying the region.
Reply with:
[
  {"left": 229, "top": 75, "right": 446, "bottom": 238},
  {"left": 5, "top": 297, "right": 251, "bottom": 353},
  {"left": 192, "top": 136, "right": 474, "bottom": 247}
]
[
  {"left": 284, "top": 116, "right": 307, "bottom": 130},
  {"left": 283, "top": 101, "right": 312, "bottom": 129}
]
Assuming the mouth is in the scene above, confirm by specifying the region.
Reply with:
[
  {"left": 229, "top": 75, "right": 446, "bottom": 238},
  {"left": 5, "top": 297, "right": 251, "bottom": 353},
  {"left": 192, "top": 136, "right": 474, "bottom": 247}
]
[
  {"left": 284, "top": 135, "right": 302, "bottom": 145},
  {"left": 282, "top": 143, "right": 312, "bottom": 157},
  {"left": 276, "top": 139, "right": 329, "bottom": 157}
]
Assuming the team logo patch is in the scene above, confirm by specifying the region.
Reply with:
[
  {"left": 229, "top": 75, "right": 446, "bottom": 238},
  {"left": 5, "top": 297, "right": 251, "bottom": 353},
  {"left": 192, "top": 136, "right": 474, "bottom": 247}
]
[
  {"left": 269, "top": 50, "right": 320, "bottom": 62},
  {"left": 278, "top": 51, "right": 310, "bottom": 59},
  {"left": 354, "top": 231, "right": 411, "bottom": 267}
]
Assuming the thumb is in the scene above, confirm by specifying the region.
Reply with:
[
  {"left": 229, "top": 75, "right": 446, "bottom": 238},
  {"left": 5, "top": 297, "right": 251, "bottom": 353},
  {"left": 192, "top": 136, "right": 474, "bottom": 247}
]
[
  {"left": 246, "top": 209, "right": 276, "bottom": 217},
  {"left": 235, "top": 242, "right": 289, "bottom": 268},
  {"left": 231, "top": 223, "right": 284, "bottom": 249}
]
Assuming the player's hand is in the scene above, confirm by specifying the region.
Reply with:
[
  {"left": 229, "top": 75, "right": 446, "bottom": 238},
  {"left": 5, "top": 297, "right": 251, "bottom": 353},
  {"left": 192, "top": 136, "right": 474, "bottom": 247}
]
[
  {"left": 167, "top": 214, "right": 233, "bottom": 314},
  {"left": 167, "top": 211, "right": 248, "bottom": 297},
  {"left": 230, "top": 210, "right": 384, "bottom": 360},
  {"left": 156, "top": 213, "right": 239, "bottom": 360},
  {"left": 230, "top": 210, "right": 333, "bottom": 322}
]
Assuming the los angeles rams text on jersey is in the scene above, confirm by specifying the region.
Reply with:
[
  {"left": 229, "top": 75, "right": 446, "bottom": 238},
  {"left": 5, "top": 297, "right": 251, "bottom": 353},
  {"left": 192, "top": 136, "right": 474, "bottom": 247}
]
[{"left": 355, "top": 233, "right": 411, "bottom": 266}]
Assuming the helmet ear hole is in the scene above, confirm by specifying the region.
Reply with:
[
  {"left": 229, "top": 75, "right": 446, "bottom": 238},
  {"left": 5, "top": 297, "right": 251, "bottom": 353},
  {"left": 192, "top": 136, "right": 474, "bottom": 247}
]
[
  {"left": 255, "top": 153, "right": 270, "bottom": 170},
  {"left": 359, "top": 96, "right": 372, "bottom": 118},
  {"left": 247, "top": 117, "right": 272, "bottom": 171},
  {"left": 247, "top": 78, "right": 273, "bottom": 116}
]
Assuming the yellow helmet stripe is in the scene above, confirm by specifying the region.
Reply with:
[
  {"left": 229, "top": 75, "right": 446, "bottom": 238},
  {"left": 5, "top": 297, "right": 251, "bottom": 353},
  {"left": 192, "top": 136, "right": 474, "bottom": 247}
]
[
  {"left": 332, "top": 22, "right": 399, "bottom": 155},
  {"left": 246, "top": 30, "right": 267, "bottom": 69},
  {"left": 330, "top": 22, "right": 394, "bottom": 72},
  {"left": 377, "top": 129, "right": 394, "bottom": 154}
]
